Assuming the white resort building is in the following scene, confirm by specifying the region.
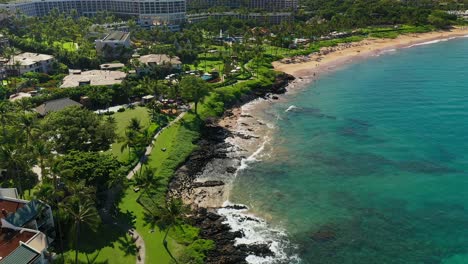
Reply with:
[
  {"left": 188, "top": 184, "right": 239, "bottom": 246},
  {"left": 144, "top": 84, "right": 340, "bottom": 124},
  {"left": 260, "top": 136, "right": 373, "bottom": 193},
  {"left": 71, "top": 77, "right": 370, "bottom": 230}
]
[
  {"left": 95, "top": 31, "right": 132, "bottom": 55},
  {"left": 0, "top": 0, "right": 186, "bottom": 27}
]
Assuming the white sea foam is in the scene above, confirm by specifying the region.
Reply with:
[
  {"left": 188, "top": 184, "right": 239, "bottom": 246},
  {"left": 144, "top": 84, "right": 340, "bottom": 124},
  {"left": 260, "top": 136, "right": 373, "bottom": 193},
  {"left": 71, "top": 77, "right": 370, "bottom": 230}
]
[
  {"left": 219, "top": 102, "right": 301, "bottom": 263},
  {"left": 238, "top": 136, "right": 268, "bottom": 170},
  {"left": 376, "top": 48, "right": 397, "bottom": 56},
  {"left": 218, "top": 202, "right": 301, "bottom": 264},
  {"left": 406, "top": 36, "right": 461, "bottom": 48},
  {"left": 285, "top": 105, "right": 298, "bottom": 112}
]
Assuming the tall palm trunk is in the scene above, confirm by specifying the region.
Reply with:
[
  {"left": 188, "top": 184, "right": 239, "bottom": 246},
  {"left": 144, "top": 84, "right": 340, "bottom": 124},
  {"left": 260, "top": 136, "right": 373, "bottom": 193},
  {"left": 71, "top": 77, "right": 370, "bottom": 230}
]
[
  {"left": 56, "top": 203, "right": 65, "bottom": 263},
  {"left": 163, "top": 226, "right": 178, "bottom": 264},
  {"left": 52, "top": 173, "right": 65, "bottom": 262},
  {"left": 13, "top": 166, "right": 23, "bottom": 198},
  {"left": 1, "top": 120, "right": 6, "bottom": 143},
  {"left": 75, "top": 221, "right": 80, "bottom": 264}
]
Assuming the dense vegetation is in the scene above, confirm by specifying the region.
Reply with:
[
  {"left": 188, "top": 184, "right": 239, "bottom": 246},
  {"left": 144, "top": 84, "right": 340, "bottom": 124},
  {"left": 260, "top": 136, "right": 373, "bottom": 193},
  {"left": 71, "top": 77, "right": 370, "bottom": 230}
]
[{"left": 0, "top": 0, "right": 466, "bottom": 263}]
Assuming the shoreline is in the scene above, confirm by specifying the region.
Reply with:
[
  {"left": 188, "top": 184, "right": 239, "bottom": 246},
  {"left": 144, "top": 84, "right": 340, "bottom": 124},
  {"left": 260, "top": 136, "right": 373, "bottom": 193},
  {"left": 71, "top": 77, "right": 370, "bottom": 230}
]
[
  {"left": 273, "top": 27, "right": 468, "bottom": 79},
  {"left": 169, "top": 74, "right": 294, "bottom": 264},
  {"left": 170, "top": 28, "right": 468, "bottom": 264}
]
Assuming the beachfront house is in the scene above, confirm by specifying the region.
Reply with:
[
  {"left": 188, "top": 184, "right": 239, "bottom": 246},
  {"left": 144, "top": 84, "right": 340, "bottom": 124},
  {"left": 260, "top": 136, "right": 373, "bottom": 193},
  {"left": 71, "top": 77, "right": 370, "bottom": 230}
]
[
  {"left": 135, "top": 54, "right": 182, "bottom": 74},
  {"left": 0, "top": 188, "right": 54, "bottom": 264},
  {"left": 61, "top": 70, "right": 127, "bottom": 88},
  {"left": 5, "top": 52, "right": 55, "bottom": 76}
]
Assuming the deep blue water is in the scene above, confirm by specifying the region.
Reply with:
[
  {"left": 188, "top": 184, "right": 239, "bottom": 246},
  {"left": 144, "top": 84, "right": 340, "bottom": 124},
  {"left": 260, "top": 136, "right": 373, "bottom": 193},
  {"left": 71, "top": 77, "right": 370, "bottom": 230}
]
[{"left": 230, "top": 37, "right": 468, "bottom": 263}]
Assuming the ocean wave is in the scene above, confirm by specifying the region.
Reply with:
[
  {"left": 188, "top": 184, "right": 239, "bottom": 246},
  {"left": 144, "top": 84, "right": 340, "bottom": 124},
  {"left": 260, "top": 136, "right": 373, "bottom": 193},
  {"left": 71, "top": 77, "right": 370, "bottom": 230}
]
[
  {"left": 218, "top": 202, "right": 301, "bottom": 264},
  {"left": 220, "top": 99, "right": 301, "bottom": 263},
  {"left": 407, "top": 37, "right": 459, "bottom": 48},
  {"left": 238, "top": 134, "right": 270, "bottom": 170},
  {"left": 285, "top": 105, "right": 299, "bottom": 112},
  {"left": 375, "top": 48, "right": 397, "bottom": 56}
]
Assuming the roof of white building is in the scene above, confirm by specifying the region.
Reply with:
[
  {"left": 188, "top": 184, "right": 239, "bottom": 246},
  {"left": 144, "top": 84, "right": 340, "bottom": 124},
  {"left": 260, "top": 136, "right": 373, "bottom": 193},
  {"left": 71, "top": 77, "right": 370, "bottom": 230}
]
[
  {"left": 102, "top": 31, "right": 130, "bottom": 42},
  {"left": 61, "top": 70, "right": 127, "bottom": 88},
  {"left": 5, "top": 52, "right": 53, "bottom": 67},
  {"left": 138, "top": 54, "right": 181, "bottom": 66}
]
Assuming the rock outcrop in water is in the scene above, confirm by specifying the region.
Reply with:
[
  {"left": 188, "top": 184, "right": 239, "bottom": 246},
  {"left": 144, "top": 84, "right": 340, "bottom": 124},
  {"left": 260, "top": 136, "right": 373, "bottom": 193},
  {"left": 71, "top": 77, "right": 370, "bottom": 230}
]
[
  {"left": 169, "top": 73, "right": 294, "bottom": 263},
  {"left": 192, "top": 208, "right": 274, "bottom": 264}
]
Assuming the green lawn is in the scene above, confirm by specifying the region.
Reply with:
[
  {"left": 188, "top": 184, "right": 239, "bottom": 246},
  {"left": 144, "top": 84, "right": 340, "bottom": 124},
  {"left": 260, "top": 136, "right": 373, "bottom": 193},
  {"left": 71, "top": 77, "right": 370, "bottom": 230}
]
[
  {"left": 61, "top": 224, "right": 136, "bottom": 264},
  {"left": 118, "top": 188, "right": 183, "bottom": 264},
  {"left": 147, "top": 113, "right": 199, "bottom": 178},
  {"left": 188, "top": 58, "right": 224, "bottom": 73},
  {"left": 118, "top": 113, "right": 200, "bottom": 263},
  {"left": 52, "top": 41, "right": 78, "bottom": 52},
  {"left": 263, "top": 45, "right": 294, "bottom": 57},
  {"left": 108, "top": 107, "right": 151, "bottom": 163}
]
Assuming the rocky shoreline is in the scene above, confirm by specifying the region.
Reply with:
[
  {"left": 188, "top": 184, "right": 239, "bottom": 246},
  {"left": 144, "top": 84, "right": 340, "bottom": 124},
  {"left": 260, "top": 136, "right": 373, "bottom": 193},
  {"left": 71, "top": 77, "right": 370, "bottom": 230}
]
[{"left": 168, "top": 73, "right": 294, "bottom": 263}]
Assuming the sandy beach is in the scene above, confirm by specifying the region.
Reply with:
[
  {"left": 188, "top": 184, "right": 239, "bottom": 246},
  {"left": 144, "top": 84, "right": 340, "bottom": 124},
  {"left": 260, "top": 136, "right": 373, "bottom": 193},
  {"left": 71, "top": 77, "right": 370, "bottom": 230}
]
[
  {"left": 172, "top": 28, "right": 468, "bottom": 264},
  {"left": 187, "top": 27, "right": 468, "bottom": 210},
  {"left": 273, "top": 27, "right": 468, "bottom": 78}
]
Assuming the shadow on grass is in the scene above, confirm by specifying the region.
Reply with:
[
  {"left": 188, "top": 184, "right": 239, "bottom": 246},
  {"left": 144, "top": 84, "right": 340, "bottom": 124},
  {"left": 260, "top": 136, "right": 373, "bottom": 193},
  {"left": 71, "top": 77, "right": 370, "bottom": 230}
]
[
  {"left": 117, "top": 235, "right": 138, "bottom": 256},
  {"left": 83, "top": 249, "right": 108, "bottom": 264}
]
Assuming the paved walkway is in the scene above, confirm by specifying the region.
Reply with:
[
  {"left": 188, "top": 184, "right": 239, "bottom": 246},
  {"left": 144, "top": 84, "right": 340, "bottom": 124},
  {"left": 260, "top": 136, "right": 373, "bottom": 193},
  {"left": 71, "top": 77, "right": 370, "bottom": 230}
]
[
  {"left": 127, "top": 112, "right": 186, "bottom": 180},
  {"left": 99, "top": 186, "right": 147, "bottom": 264},
  {"left": 130, "top": 229, "right": 145, "bottom": 264},
  {"left": 99, "top": 111, "right": 186, "bottom": 264}
]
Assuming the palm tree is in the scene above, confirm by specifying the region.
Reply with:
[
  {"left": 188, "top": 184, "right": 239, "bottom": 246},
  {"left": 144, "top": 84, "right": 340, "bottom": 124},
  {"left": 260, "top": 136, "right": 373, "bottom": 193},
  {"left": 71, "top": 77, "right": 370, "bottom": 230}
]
[
  {"left": 15, "top": 99, "right": 33, "bottom": 112},
  {"left": 61, "top": 183, "right": 100, "bottom": 264},
  {"left": 120, "top": 129, "right": 139, "bottom": 161},
  {"left": 0, "top": 144, "right": 27, "bottom": 197},
  {"left": 35, "top": 183, "right": 66, "bottom": 260},
  {"left": 127, "top": 117, "right": 142, "bottom": 132},
  {"left": 32, "top": 140, "right": 51, "bottom": 180},
  {"left": 17, "top": 113, "right": 38, "bottom": 147},
  {"left": 0, "top": 101, "right": 11, "bottom": 142},
  {"left": 144, "top": 198, "right": 188, "bottom": 264},
  {"left": 13, "top": 60, "right": 22, "bottom": 78},
  {"left": 146, "top": 100, "right": 163, "bottom": 123},
  {"left": 134, "top": 167, "right": 164, "bottom": 209},
  {"left": 61, "top": 198, "right": 100, "bottom": 264},
  {"left": 180, "top": 76, "right": 212, "bottom": 114}
]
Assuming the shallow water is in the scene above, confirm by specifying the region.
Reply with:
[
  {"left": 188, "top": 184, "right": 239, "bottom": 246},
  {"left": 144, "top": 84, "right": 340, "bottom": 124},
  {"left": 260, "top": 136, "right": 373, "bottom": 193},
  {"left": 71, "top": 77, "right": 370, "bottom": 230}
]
[{"left": 230, "top": 37, "right": 468, "bottom": 263}]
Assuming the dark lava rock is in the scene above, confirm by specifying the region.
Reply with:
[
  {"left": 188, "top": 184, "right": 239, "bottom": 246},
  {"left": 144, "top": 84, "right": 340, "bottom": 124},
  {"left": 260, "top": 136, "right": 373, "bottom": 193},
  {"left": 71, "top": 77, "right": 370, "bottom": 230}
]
[
  {"left": 234, "top": 132, "right": 259, "bottom": 140},
  {"left": 167, "top": 72, "right": 296, "bottom": 264},
  {"left": 207, "top": 212, "right": 222, "bottom": 221},
  {"left": 272, "top": 95, "right": 279, "bottom": 100},
  {"left": 192, "top": 209, "right": 252, "bottom": 264},
  {"left": 226, "top": 167, "right": 237, "bottom": 173},
  {"left": 193, "top": 180, "right": 225, "bottom": 188},
  {"left": 236, "top": 243, "right": 273, "bottom": 257},
  {"left": 224, "top": 204, "right": 248, "bottom": 210}
]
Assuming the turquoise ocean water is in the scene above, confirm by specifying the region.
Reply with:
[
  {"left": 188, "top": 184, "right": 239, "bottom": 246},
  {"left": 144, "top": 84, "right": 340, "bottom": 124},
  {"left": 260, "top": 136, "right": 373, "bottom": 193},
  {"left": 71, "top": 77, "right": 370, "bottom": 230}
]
[{"left": 229, "top": 37, "right": 468, "bottom": 263}]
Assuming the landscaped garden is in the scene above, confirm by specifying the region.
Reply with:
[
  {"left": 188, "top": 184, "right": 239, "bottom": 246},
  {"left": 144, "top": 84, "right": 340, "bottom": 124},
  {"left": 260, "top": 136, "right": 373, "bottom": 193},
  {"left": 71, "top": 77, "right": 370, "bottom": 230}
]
[{"left": 107, "top": 106, "right": 153, "bottom": 163}]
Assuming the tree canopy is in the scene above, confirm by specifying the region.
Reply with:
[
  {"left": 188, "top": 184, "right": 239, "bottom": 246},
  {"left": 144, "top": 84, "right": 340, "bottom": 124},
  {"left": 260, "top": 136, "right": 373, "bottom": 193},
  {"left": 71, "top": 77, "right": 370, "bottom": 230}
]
[
  {"left": 180, "top": 76, "right": 212, "bottom": 114},
  {"left": 41, "top": 106, "right": 116, "bottom": 153},
  {"left": 56, "top": 151, "right": 124, "bottom": 192}
]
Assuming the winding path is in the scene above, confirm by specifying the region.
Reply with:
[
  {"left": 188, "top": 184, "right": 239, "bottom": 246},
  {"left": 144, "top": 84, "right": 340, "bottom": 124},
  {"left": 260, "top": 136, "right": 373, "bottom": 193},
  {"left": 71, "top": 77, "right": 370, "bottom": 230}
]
[
  {"left": 127, "top": 112, "right": 187, "bottom": 180},
  {"left": 99, "top": 111, "right": 186, "bottom": 264}
]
